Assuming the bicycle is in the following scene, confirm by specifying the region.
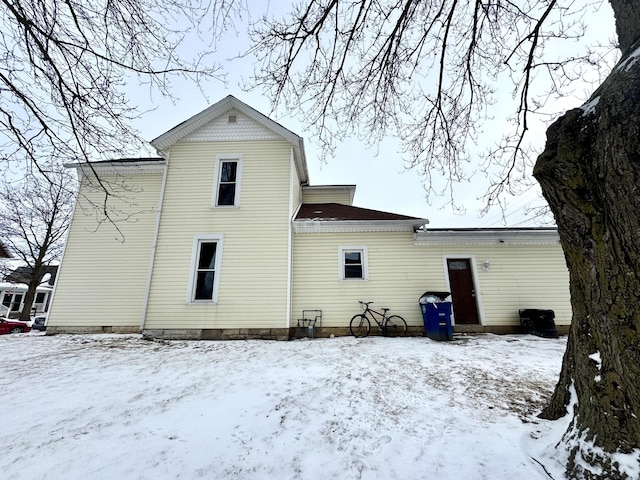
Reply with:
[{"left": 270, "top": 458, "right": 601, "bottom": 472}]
[{"left": 349, "top": 301, "right": 408, "bottom": 337}]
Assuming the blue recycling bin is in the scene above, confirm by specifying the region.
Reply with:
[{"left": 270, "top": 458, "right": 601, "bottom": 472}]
[{"left": 420, "top": 302, "right": 453, "bottom": 341}]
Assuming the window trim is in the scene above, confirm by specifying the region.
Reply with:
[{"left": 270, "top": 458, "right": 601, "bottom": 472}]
[
  {"left": 338, "top": 245, "right": 369, "bottom": 281},
  {"left": 212, "top": 154, "right": 243, "bottom": 208},
  {"left": 187, "top": 234, "right": 224, "bottom": 303}
]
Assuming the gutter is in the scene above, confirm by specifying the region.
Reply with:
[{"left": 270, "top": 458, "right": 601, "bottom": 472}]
[
  {"left": 293, "top": 219, "right": 427, "bottom": 233},
  {"left": 413, "top": 228, "right": 560, "bottom": 246},
  {"left": 140, "top": 154, "right": 170, "bottom": 330}
]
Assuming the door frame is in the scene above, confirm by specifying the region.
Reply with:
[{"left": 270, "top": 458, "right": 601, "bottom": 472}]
[{"left": 442, "top": 255, "right": 485, "bottom": 326}]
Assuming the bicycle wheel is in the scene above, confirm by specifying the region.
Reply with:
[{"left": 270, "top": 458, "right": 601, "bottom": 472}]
[
  {"left": 383, "top": 315, "right": 407, "bottom": 337},
  {"left": 349, "top": 314, "right": 371, "bottom": 337}
]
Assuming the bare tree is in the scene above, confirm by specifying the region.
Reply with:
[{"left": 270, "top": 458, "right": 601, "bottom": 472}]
[
  {"left": 248, "top": 1, "right": 639, "bottom": 477},
  {"left": 0, "top": 0, "right": 242, "bottom": 174},
  {"left": 0, "top": 164, "right": 75, "bottom": 321}
]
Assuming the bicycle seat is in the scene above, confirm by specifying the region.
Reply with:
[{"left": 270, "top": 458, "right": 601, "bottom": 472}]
[{"left": 381, "top": 307, "right": 390, "bottom": 313}]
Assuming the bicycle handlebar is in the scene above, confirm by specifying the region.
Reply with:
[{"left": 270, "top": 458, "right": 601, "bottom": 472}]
[{"left": 358, "top": 300, "right": 373, "bottom": 306}]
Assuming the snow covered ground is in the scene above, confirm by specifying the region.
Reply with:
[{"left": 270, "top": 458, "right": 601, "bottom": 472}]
[{"left": 2, "top": 332, "right": 572, "bottom": 479}]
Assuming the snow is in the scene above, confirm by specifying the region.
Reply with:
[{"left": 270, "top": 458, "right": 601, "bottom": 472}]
[
  {"left": 0, "top": 331, "right": 617, "bottom": 479},
  {"left": 589, "top": 350, "right": 602, "bottom": 382},
  {"left": 580, "top": 96, "right": 600, "bottom": 116},
  {"left": 616, "top": 44, "right": 640, "bottom": 72}
]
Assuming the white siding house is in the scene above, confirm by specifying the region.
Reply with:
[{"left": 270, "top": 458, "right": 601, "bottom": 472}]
[
  {"left": 47, "top": 160, "right": 165, "bottom": 331},
  {"left": 48, "top": 96, "right": 571, "bottom": 339}
]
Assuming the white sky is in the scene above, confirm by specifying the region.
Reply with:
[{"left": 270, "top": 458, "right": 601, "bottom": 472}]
[{"left": 128, "top": 2, "right": 617, "bottom": 228}]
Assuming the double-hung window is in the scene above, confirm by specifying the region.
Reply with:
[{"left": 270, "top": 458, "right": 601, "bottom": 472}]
[
  {"left": 339, "top": 246, "right": 369, "bottom": 281},
  {"left": 213, "top": 155, "right": 242, "bottom": 207},
  {"left": 188, "top": 234, "right": 224, "bottom": 303}
]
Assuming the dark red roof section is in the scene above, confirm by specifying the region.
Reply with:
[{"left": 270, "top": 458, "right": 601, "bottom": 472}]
[{"left": 295, "top": 203, "right": 424, "bottom": 221}]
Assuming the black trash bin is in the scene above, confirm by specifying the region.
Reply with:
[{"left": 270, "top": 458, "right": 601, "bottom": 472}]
[
  {"left": 420, "top": 291, "right": 453, "bottom": 341},
  {"left": 519, "top": 309, "right": 559, "bottom": 338}
]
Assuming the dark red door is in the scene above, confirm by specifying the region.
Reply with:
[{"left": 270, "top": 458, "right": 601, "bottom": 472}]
[{"left": 447, "top": 259, "right": 480, "bottom": 325}]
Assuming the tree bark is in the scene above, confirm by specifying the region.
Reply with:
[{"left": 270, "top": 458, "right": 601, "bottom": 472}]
[
  {"left": 534, "top": 34, "right": 640, "bottom": 478},
  {"left": 18, "top": 263, "right": 45, "bottom": 322}
]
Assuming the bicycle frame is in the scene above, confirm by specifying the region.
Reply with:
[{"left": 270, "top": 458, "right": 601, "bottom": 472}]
[
  {"left": 350, "top": 300, "right": 407, "bottom": 338},
  {"left": 361, "top": 304, "right": 390, "bottom": 329}
]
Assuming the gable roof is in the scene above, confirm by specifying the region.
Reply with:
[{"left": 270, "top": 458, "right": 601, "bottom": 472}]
[
  {"left": 294, "top": 203, "right": 428, "bottom": 233},
  {"left": 5, "top": 265, "right": 59, "bottom": 286},
  {"left": 150, "top": 96, "right": 309, "bottom": 183}
]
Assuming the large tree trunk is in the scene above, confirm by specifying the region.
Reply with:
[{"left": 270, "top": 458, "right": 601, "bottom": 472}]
[
  {"left": 18, "top": 271, "right": 41, "bottom": 322},
  {"left": 533, "top": 31, "right": 640, "bottom": 478}
]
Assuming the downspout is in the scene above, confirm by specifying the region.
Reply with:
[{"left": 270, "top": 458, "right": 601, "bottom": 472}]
[
  {"left": 140, "top": 155, "right": 170, "bottom": 331},
  {"left": 286, "top": 147, "right": 295, "bottom": 330}
]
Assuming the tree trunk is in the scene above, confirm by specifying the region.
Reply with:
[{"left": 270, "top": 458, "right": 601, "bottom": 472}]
[
  {"left": 18, "top": 278, "right": 39, "bottom": 322},
  {"left": 533, "top": 34, "right": 640, "bottom": 478},
  {"left": 18, "top": 264, "right": 44, "bottom": 322}
]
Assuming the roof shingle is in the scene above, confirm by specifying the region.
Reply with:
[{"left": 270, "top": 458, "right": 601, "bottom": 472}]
[{"left": 295, "top": 203, "right": 424, "bottom": 222}]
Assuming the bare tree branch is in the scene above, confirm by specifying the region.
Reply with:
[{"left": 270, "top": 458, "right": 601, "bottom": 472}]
[
  {"left": 249, "top": 0, "right": 615, "bottom": 214},
  {"left": 0, "top": 162, "right": 75, "bottom": 321},
  {"left": 0, "top": 0, "right": 240, "bottom": 168}
]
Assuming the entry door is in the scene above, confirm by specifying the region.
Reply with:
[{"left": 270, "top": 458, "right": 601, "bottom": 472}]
[{"left": 446, "top": 259, "right": 480, "bottom": 325}]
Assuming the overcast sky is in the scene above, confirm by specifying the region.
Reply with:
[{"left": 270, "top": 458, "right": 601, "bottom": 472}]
[{"left": 127, "top": 2, "right": 617, "bottom": 228}]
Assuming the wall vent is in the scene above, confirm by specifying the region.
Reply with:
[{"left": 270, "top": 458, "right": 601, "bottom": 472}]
[{"left": 228, "top": 115, "right": 237, "bottom": 123}]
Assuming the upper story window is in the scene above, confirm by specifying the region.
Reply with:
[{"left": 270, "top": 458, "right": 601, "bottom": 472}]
[
  {"left": 213, "top": 155, "right": 243, "bottom": 207},
  {"left": 339, "top": 246, "right": 369, "bottom": 281}
]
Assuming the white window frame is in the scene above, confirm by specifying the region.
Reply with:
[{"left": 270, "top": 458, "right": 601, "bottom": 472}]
[
  {"left": 212, "top": 154, "right": 243, "bottom": 208},
  {"left": 187, "top": 234, "right": 224, "bottom": 303},
  {"left": 338, "top": 246, "right": 369, "bottom": 281}
]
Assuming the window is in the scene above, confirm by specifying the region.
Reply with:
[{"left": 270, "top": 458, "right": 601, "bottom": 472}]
[
  {"left": 188, "top": 235, "right": 224, "bottom": 303},
  {"left": 213, "top": 156, "right": 242, "bottom": 207},
  {"left": 344, "top": 251, "right": 363, "bottom": 278},
  {"left": 339, "top": 246, "right": 368, "bottom": 280},
  {"left": 2, "top": 292, "right": 24, "bottom": 312}
]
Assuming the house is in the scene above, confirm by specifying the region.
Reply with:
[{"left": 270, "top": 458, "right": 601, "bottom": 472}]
[
  {"left": 47, "top": 96, "right": 571, "bottom": 339},
  {"left": 1, "top": 266, "right": 57, "bottom": 317}
]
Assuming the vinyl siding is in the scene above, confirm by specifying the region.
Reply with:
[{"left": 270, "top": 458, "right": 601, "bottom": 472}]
[
  {"left": 48, "top": 173, "right": 163, "bottom": 327},
  {"left": 444, "top": 244, "right": 571, "bottom": 326},
  {"left": 291, "top": 233, "right": 571, "bottom": 329},
  {"left": 292, "top": 232, "right": 436, "bottom": 328},
  {"left": 144, "top": 140, "right": 293, "bottom": 329},
  {"left": 301, "top": 190, "right": 352, "bottom": 205}
]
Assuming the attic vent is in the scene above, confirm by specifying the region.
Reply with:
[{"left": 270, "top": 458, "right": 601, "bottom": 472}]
[{"left": 228, "top": 115, "right": 237, "bottom": 123}]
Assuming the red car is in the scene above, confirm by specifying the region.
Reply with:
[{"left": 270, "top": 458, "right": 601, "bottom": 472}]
[{"left": 0, "top": 318, "right": 32, "bottom": 334}]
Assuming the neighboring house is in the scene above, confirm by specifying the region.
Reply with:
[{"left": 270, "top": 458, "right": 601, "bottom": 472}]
[
  {"left": 1, "top": 266, "right": 57, "bottom": 317},
  {"left": 47, "top": 96, "right": 571, "bottom": 339}
]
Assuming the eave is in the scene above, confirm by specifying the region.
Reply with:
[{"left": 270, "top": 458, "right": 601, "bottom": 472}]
[
  {"left": 293, "top": 219, "right": 428, "bottom": 233},
  {"left": 64, "top": 159, "right": 166, "bottom": 176},
  {"left": 413, "top": 228, "right": 560, "bottom": 246}
]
